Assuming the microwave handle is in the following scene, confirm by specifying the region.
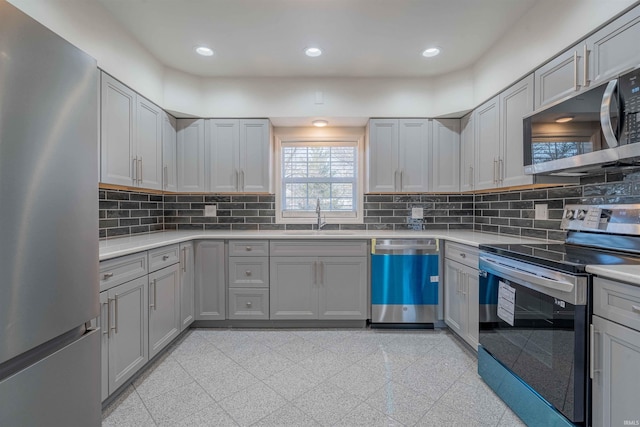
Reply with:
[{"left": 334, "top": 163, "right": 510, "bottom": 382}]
[{"left": 601, "top": 79, "right": 619, "bottom": 148}]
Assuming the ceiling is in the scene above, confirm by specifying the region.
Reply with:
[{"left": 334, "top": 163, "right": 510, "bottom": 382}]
[{"left": 97, "top": 0, "right": 538, "bottom": 79}]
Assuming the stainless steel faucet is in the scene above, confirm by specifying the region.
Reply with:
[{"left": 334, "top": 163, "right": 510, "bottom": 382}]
[{"left": 316, "top": 198, "right": 327, "bottom": 230}]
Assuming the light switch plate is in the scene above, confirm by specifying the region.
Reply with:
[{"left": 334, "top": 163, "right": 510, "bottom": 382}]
[
  {"left": 535, "top": 204, "right": 548, "bottom": 220},
  {"left": 411, "top": 207, "right": 424, "bottom": 219},
  {"left": 204, "top": 205, "right": 217, "bottom": 217}
]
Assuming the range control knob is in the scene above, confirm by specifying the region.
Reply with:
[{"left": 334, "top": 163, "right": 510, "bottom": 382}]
[
  {"left": 564, "top": 210, "right": 574, "bottom": 219},
  {"left": 576, "top": 209, "right": 587, "bottom": 220}
]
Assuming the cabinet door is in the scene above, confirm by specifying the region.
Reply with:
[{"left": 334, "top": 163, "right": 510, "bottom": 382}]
[
  {"left": 194, "top": 241, "right": 226, "bottom": 321},
  {"left": 464, "top": 264, "right": 479, "bottom": 351},
  {"left": 162, "top": 112, "right": 178, "bottom": 192},
  {"left": 136, "top": 95, "right": 163, "bottom": 190},
  {"left": 444, "top": 259, "right": 465, "bottom": 337},
  {"left": 318, "top": 257, "right": 367, "bottom": 320},
  {"left": 368, "top": 119, "right": 399, "bottom": 192},
  {"left": 107, "top": 276, "right": 148, "bottom": 393},
  {"left": 240, "top": 119, "right": 270, "bottom": 192},
  {"left": 534, "top": 45, "right": 583, "bottom": 109},
  {"left": 592, "top": 315, "right": 640, "bottom": 427},
  {"left": 460, "top": 113, "right": 474, "bottom": 192},
  {"left": 148, "top": 264, "right": 180, "bottom": 359},
  {"left": 177, "top": 119, "right": 206, "bottom": 192},
  {"left": 587, "top": 6, "right": 640, "bottom": 86},
  {"left": 99, "top": 291, "right": 109, "bottom": 402},
  {"left": 431, "top": 119, "right": 460, "bottom": 192},
  {"left": 179, "top": 242, "right": 194, "bottom": 331},
  {"left": 207, "top": 119, "right": 239, "bottom": 192},
  {"left": 398, "top": 119, "right": 430, "bottom": 192},
  {"left": 500, "top": 74, "right": 534, "bottom": 188},
  {"left": 474, "top": 96, "right": 501, "bottom": 190},
  {"left": 100, "top": 73, "right": 135, "bottom": 187},
  {"left": 270, "top": 257, "right": 318, "bottom": 319}
]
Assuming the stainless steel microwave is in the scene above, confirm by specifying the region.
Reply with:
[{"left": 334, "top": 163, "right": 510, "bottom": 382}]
[{"left": 524, "top": 67, "right": 640, "bottom": 175}]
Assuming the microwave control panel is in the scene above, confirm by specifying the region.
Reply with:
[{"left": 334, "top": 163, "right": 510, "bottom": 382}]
[{"left": 620, "top": 69, "right": 640, "bottom": 144}]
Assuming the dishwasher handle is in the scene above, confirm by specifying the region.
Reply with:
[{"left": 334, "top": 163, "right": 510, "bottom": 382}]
[{"left": 373, "top": 239, "right": 439, "bottom": 255}]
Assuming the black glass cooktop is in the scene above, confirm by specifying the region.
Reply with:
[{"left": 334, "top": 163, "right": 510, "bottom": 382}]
[{"left": 479, "top": 242, "right": 640, "bottom": 274}]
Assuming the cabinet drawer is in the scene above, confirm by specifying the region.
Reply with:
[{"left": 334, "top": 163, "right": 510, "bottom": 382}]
[
  {"left": 148, "top": 244, "right": 180, "bottom": 272},
  {"left": 228, "top": 289, "right": 269, "bottom": 319},
  {"left": 228, "top": 240, "right": 269, "bottom": 257},
  {"left": 444, "top": 241, "right": 479, "bottom": 268},
  {"left": 228, "top": 257, "right": 269, "bottom": 288},
  {"left": 270, "top": 240, "right": 368, "bottom": 257},
  {"left": 594, "top": 277, "right": 640, "bottom": 330},
  {"left": 99, "top": 252, "right": 148, "bottom": 292}
]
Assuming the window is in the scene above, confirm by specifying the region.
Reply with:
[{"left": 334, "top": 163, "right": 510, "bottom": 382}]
[{"left": 275, "top": 134, "right": 364, "bottom": 224}]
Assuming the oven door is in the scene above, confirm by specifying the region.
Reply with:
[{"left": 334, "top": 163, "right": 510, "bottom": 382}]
[{"left": 478, "top": 254, "right": 589, "bottom": 424}]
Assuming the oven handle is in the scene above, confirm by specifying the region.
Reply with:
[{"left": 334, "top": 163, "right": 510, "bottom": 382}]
[{"left": 480, "top": 257, "right": 574, "bottom": 293}]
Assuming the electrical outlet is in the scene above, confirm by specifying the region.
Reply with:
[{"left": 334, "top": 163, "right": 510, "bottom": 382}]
[
  {"left": 204, "top": 205, "right": 217, "bottom": 217},
  {"left": 411, "top": 207, "right": 424, "bottom": 219},
  {"left": 535, "top": 204, "right": 548, "bottom": 220}
]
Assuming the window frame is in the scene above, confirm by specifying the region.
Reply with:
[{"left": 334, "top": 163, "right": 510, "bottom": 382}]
[{"left": 274, "top": 134, "right": 364, "bottom": 225}]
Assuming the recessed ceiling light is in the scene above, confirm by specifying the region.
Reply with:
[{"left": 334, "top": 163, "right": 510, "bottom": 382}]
[
  {"left": 422, "top": 47, "right": 441, "bottom": 58},
  {"left": 195, "top": 46, "right": 214, "bottom": 57},
  {"left": 305, "top": 47, "right": 322, "bottom": 57},
  {"left": 312, "top": 120, "right": 328, "bottom": 127},
  {"left": 555, "top": 116, "right": 574, "bottom": 123}
]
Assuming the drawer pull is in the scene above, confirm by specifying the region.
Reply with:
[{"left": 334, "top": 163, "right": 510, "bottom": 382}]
[
  {"left": 246, "top": 301, "right": 252, "bottom": 308},
  {"left": 162, "top": 255, "right": 170, "bottom": 261},
  {"left": 632, "top": 305, "right": 640, "bottom": 314},
  {"left": 103, "top": 272, "right": 114, "bottom": 280},
  {"left": 460, "top": 253, "right": 466, "bottom": 258},
  {"left": 245, "top": 270, "right": 252, "bottom": 277},
  {"left": 245, "top": 246, "right": 252, "bottom": 251}
]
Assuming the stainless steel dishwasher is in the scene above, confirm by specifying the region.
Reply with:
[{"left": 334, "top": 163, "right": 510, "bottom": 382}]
[{"left": 370, "top": 238, "right": 439, "bottom": 326}]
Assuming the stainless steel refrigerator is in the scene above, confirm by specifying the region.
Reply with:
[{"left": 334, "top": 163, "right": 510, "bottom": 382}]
[{"left": 0, "top": 1, "right": 101, "bottom": 425}]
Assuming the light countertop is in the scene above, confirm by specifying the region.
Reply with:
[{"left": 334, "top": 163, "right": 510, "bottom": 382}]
[
  {"left": 586, "top": 265, "right": 640, "bottom": 286},
  {"left": 99, "top": 229, "right": 550, "bottom": 261}
]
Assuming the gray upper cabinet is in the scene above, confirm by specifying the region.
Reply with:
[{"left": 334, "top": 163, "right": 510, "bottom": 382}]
[
  {"left": 474, "top": 96, "right": 500, "bottom": 190},
  {"left": 586, "top": 5, "right": 640, "bottom": 87},
  {"left": 100, "top": 73, "right": 162, "bottom": 190},
  {"left": 431, "top": 119, "right": 460, "bottom": 193},
  {"left": 368, "top": 119, "right": 430, "bottom": 192},
  {"left": 177, "top": 119, "right": 206, "bottom": 192},
  {"left": 194, "top": 241, "right": 226, "bottom": 321},
  {"left": 179, "top": 242, "right": 195, "bottom": 331},
  {"left": 162, "top": 112, "right": 178, "bottom": 192},
  {"left": 474, "top": 75, "right": 534, "bottom": 191},
  {"left": 500, "top": 74, "right": 534, "bottom": 188},
  {"left": 148, "top": 264, "right": 180, "bottom": 359},
  {"left": 534, "top": 44, "right": 584, "bottom": 109},
  {"left": 207, "top": 119, "right": 271, "bottom": 193},
  {"left": 459, "top": 113, "right": 474, "bottom": 192}
]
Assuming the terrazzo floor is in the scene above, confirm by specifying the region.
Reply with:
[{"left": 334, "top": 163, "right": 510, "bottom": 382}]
[{"left": 102, "top": 328, "right": 526, "bottom": 426}]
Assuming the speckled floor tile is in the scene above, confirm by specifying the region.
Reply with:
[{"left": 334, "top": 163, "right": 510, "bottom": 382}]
[
  {"left": 102, "top": 386, "right": 156, "bottom": 427},
  {"left": 327, "top": 364, "right": 389, "bottom": 400},
  {"left": 251, "top": 404, "right": 321, "bottom": 427},
  {"left": 273, "top": 337, "right": 323, "bottom": 362},
  {"left": 292, "top": 381, "right": 362, "bottom": 426},
  {"left": 262, "top": 364, "right": 324, "bottom": 401},
  {"left": 437, "top": 380, "right": 508, "bottom": 425},
  {"left": 144, "top": 381, "right": 215, "bottom": 426},
  {"left": 172, "top": 402, "right": 238, "bottom": 427},
  {"left": 134, "top": 356, "right": 195, "bottom": 402},
  {"left": 297, "top": 349, "right": 353, "bottom": 378},
  {"left": 218, "top": 383, "right": 287, "bottom": 426},
  {"left": 365, "top": 380, "right": 435, "bottom": 426},
  {"left": 416, "top": 401, "right": 494, "bottom": 427},
  {"left": 333, "top": 402, "right": 404, "bottom": 427}
]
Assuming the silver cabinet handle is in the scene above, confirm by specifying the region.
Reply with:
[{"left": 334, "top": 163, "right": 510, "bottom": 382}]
[
  {"left": 103, "top": 272, "right": 114, "bottom": 280},
  {"left": 138, "top": 157, "right": 143, "bottom": 183},
  {"left": 149, "top": 281, "right": 155, "bottom": 310},
  {"left": 573, "top": 50, "right": 580, "bottom": 91},
  {"left": 235, "top": 170, "right": 239, "bottom": 190},
  {"left": 590, "top": 324, "right": 601, "bottom": 379},
  {"left": 399, "top": 170, "right": 404, "bottom": 191},
  {"left": 162, "top": 255, "right": 169, "bottom": 261},
  {"left": 312, "top": 261, "right": 317, "bottom": 285},
  {"left": 462, "top": 272, "right": 467, "bottom": 297},
  {"left": 182, "top": 248, "right": 186, "bottom": 272},
  {"left": 102, "top": 301, "right": 110, "bottom": 336},
  {"left": 153, "top": 279, "right": 157, "bottom": 311},
  {"left": 583, "top": 44, "right": 590, "bottom": 87},
  {"left": 246, "top": 301, "right": 252, "bottom": 308},
  {"left": 132, "top": 157, "right": 137, "bottom": 185},
  {"left": 493, "top": 159, "right": 498, "bottom": 183},
  {"left": 394, "top": 170, "right": 399, "bottom": 192},
  {"left": 113, "top": 295, "right": 119, "bottom": 334},
  {"left": 319, "top": 261, "right": 324, "bottom": 285},
  {"left": 245, "top": 246, "right": 252, "bottom": 251},
  {"left": 499, "top": 158, "right": 504, "bottom": 183},
  {"left": 632, "top": 305, "right": 640, "bottom": 314},
  {"left": 240, "top": 170, "right": 245, "bottom": 192},
  {"left": 164, "top": 165, "right": 168, "bottom": 188},
  {"left": 601, "top": 79, "right": 619, "bottom": 148},
  {"left": 245, "top": 270, "right": 252, "bottom": 277},
  {"left": 468, "top": 166, "right": 473, "bottom": 188}
]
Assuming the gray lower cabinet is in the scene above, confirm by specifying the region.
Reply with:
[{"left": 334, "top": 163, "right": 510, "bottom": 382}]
[
  {"left": 443, "top": 242, "right": 479, "bottom": 350},
  {"left": 195, "top": 240, "right": 226, "bottom": 320},
  {"left": 99, "top": 275, "right": 149, "bottom": 400},
  {"left": 591, "top": 276, "right": 640, "bottom": 427},
  {"left": 179, "top": 242, "right": 195, "bottom": 331},
  {"left": 148, "top": 264, "right": 180, "bottom": 359},
  {"left": 270, "top": 242, "right": 368, "bottom": 320},
  {"left": 227, "top": 240, "right": 270, "bottom": 319},
  {"left": 228, "top": 288, "right": 269, "bottom": 319}
]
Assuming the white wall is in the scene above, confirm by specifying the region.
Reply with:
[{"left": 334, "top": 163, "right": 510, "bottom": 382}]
[{"left": 8, "top": 0, "right": 637, "bottom": 120}]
